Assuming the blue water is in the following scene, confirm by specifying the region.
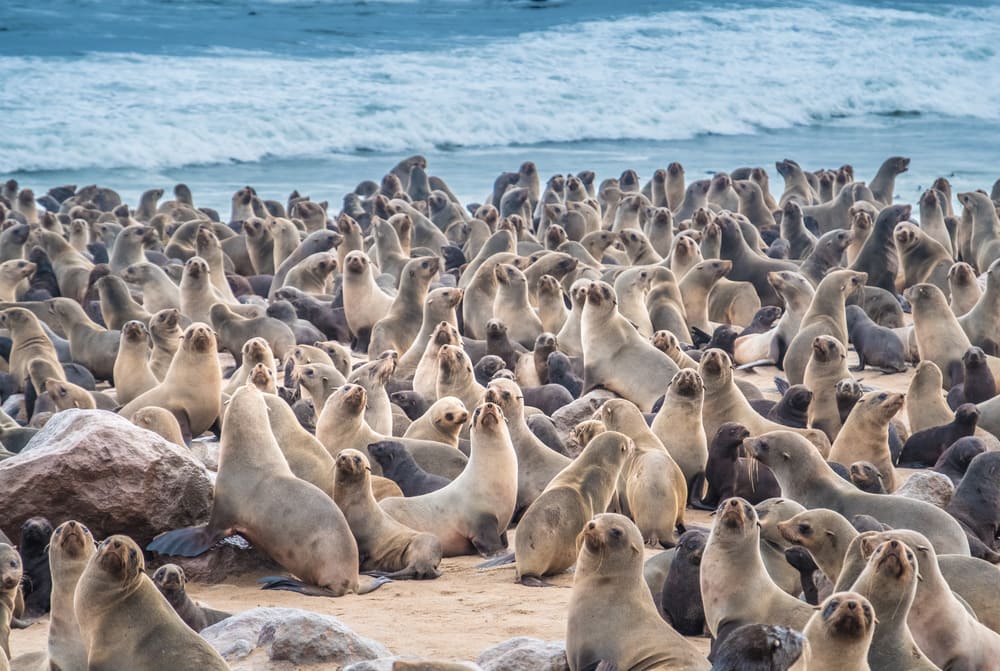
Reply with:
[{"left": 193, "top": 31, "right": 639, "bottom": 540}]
[{"left": 1, "top": 0, "right": 998, "bottom": 210}]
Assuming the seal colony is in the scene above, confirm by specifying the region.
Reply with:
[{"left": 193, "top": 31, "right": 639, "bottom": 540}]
[{"left": 1, "top": 154, "right": 1000, "bottom": 669}]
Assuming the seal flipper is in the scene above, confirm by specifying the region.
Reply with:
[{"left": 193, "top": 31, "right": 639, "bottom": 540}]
[
  {"left": 519, "top": 575, "right": 557, "bottom": 588},
  {"left": 476, "top": 552, "right": 515, "bottom": 569},
  {"left": 259, "top": 575, "right": 390, "bottom": 596},
  {"left": 783, "top": 546, "right": 819, "bottom": 605},
  {"left": 147, "top": 525, "right": 228, "bottom": 557},
  {"left": 171, "top": 409, "right": 195, "bottom": 446},
  {"left": 470, "top": 513, "right": 507, "bottom": 557}
]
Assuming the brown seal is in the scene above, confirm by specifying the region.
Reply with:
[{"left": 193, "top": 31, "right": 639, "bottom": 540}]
[
  {"left": 74, "top": 534, "right": 229, "bottom": 669},
  {"left": 148, "top": 384, "right": 383, "bottom": 596},
  {"left": 746, "top": 430, "right": 969, "bottom": 555},
  {"left": 379, "top": 403, "right": 518, "bottom": 557},
  {"left": 333, "top": 448, "right": 443, "bottom": 579},
  {"left": 801, "top": 592, "right": 874, "bottom": 671},
  {"left": 119, "top": 322, "right": 222, "bottom": 443},
  {"left": 151, "top": 564, "right": 231, "bottom": 632},
  {"left": 514, "top": 431, "right": 632, "bottom": 585},
  {"left": 566, "top": 513, "right": 708, "bottom": 671},
  {"left": 829, "top": 391, "right": 905, "bottom": 492},
  {"left": 701, "top": 498, "right": 813, "bottom": 654}
]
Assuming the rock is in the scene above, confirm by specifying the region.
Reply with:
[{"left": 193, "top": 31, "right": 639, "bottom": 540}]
[
  {"left": 550, "top": 390, "right": 617, "bottom": 441},
  {"left": 0, "top": 409, "right": 212, "bottom": 545},
  {"left": 476, "top": 637, "right": 569, "bottom": 671},
  {"left": 896, "top": 470, "right": 955, "bottom": 508},
  {"left": 202, "top": 607, "right": 391, "bottom": 668},
  {"left": 190, "top": 438, "right": 221, "bottom": 472},
  {"left": 345, "top": 660, "right": 481, "bottom": 671}
]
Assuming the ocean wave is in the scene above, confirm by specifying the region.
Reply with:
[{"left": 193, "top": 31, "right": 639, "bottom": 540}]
[{"left": 1, "top": 2, "right": 998, "bottom": 173}]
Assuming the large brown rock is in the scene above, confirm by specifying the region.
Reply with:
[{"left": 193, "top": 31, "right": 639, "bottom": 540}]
[{"left": 0, "top": 409, "right": 212, "bottom": 546}]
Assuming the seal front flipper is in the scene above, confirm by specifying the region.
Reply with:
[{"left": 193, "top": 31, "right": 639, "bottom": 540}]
[
  {"left": 470, "top": 513, "right": 507, "bottom": 557},
  {"left": 258, "top": 575, "right": 389, "bottom": 596},
  {"left": 147, "top": 526, "right": 228, "bottom": 558}
]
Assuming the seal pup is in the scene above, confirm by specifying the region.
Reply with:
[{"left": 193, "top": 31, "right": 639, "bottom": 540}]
[
  {"left": 848, "top": 538, "right": 938, "bottom": 671},
  {"left": 379, "top": 403, "right": 518, "bottom": 557},
  {"left": 709, "top": 624, "right": 810, "bottom": 671},
  {"left": 899, "top": 403, "right": 979, "bottom": 467},
  {"left": 368, "top": 440, "right": 450, "bottom": 497},
  {"left": 701, "top": 498, "right": 814, "bottom": 655},
  {"left": 17, "top": 516, "right": 52, "bottom": 617},
  {"left": 333, "top": 449, "right": 443, "bottom": 579},
  {"left": 565, "top": 513, "right": 709, "bottom": 671},
  {"left": 148, "top": 384, "right": 382, "bottom": 596},
  {"left": 698, "top": 423, "right": 780, "bottom": 508},
  {"left": 151, "top": 564, "right": 231, "bottom": 632},
  {"left": 747, "top": 430, "right": 969, "bottom": 555},
  {"left": 945, "top": 451, "right": 1000, "bottom": 562},
  {"left": 74, "top": 535, "right": 230, "bottom": 669},
  {"left": 948, "top": 346, "right": 997, "bottom": 408},
  {"left": 802, "top": 592, "right": 874, "bottom": 671},
  {"left": 660, "top": 528, "right": 709, "bottom": 636},
  {"left": 513, "top": 431, "right": 631, "bottom": 585},
  {"left": 845, "top": 305, "right": 907, "bottom": 373}
]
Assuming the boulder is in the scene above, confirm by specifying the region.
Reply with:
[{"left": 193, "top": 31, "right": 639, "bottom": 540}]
[
  {"left": 344, "top": 660, "right": 481, "bottom": 671},
  {"left": 550, "top": 390, "right": 618, "bottom": 441},
  {"left": 202, "top": 607, "right": 391, "bottom": 669},
  {"left": 476, "top": 637, "right": 569, "bottom": 671},
  {"left": 0, "top": 409, "right": 212, "bottom": 545},
  {"left": 896, "top": 470, "right": 955, "bottom": 508}
]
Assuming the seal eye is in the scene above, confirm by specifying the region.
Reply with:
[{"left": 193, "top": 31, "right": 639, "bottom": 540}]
[
  {"left": 877, "top": 393, "right": 887, "bottom": 401},
  {"left": 797, "top": 524, "right": 811, "bottom": 536}
]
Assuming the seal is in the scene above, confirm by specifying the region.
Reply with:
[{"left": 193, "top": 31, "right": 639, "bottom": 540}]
[
  {"left": 701, "top": 498, "right": 814, "bottom": 656},
  {"left": 899, "top": 403, "right": 979, "bottom": 467},
  {"left": 802, "top": 592, "right": 874, "bottom": 671},
  {"left": 857, "top": 529, "right": 1000, "bottom": 671},
  {"left": 333, "top": 448, "right": 443, "bottom": 579},
  {"left": 698, "top": 422, "right": 780, "bottom": 508},
  {"left": 95, "top": 274, "right": 151, "bottom": 330},
  {"left": 650, "top": 368, "right": 708, "bottom": 487},
  {"left": 121, "top": 262, "right": 181, "bottom": 314},
  {"left": 934, "top": 436, "right": 985, "bottom": 486},
  {"left": 147, "top": 307, "right": 182, "bottom": 381},
  {"left": 46, "top": 297, "right": 120, "bottom": 382},
  {"left": 845, "top": 304, "right": 907, "bottom": 373},
  {"left": 113, "top": 320, "right": 159, "bottom": 406},
  {"left": 565, "top": 513, "right": 709, "bottom": 671},
  {"left": 43, "top": 520, "right": 96, "bottom": 671},
  {"left": 211, "top": 302, "right": 296, "bottom": 365},
  {"left": 783, "top": 269, "right": 867, "bottom": 385},
  {"left": 949, "top": 261, "right": 983, "bottom": 316},
  {"left": 803, "top": 335, "right": 851, "bottom": 441},
  {"left": 368, "top": 256, "right": 441, "bottom": 358},
  {"left": 0, "top": 543, "right": 21, "bottom": 659},
  {"left": 660, "top": 528, "right": 709, "bottom": 636},
  {"left": 709, "top": 624, "right": 809, "bottom": 671},
  {"left": 829, "top": 391, "right": 905, "bottom": 492},
  {"left": 368, "top": 440, "right": 450, "bottom": 497},
  {"left": 148, "top": 384, "right": 383, "bottom": 596},
  {"left": 948, "top": 346, "right": 997, "bottom": 407},
  {"left": 119, "top": 322, "right": 222, "bottom": 444},
  {"left": 580, "top": 280, "right": 679, "bottom": 411},
  {"left": 74, "top": 535, "right": 230, "bottom": 669},
  {"left": 513, "top": 431, "right": 631, "bottom": 585},
  {"left": 402, "top": 396, "right": 468, "bottom": 449},
  {"left": 16, "top": 516, "right": 52, "bottom": 618},
  {"left": 847, "top": 538, "right": 938, "bottom": 671},
  {"left": 342, "top": 250, "right": 394, "bottom": 346},
  {"left": 151, "top": 564, "right": 231, "bottom": 632},
  {"left": 746, "top": 430, "right": 969, "bottom": 555},
  {"left": 945, "top": 451, "right": 1000, "bottom": 562},
  {"left": 848, "top": 461, "right": 886, "bottom": 494},
  {"left": 131, "top": 406, "right": 186, "bottom": 446},
  {"left": 600, "top": 399, "right": 688, "bottom": 547},
  {"left": 0, "top": 306, "right": 64, "bottom": 394},
  {"left": 379, "top": 402, "right": 518, "bottom": 557}
]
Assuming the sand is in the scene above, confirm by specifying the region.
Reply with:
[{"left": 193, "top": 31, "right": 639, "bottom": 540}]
[{"left": 7, "top": 356, "right": 920, "bottom": 665}]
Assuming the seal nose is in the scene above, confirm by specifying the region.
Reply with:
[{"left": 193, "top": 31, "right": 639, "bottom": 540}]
[
  {"left": 847, "top": 601, "right": 856, "bottom": 610},
  {"left": 586, "top": 521, "right": 596, "bottom": 531},
  {"left": 889, "top": 540, "right": 899, "bottom": 549}
]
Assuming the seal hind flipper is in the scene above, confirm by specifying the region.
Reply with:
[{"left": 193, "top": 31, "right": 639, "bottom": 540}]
[
  {"left": 147, "top": 526, "right": 227, "bottom": 558},
  {"left": 518, "top": 575, "right": 556, "bottom": 588},
  {"left": 364, "top": 567, "right": 441, "bottom": 581},
  {"left": 774, "top": 377, "right": 790, "bottom": 395},
  {"left": 476, "top": 552, "right": 515, "bottom": 569},
  {"left": 259, "top": 575, "right": 389, "bottom": 596}
]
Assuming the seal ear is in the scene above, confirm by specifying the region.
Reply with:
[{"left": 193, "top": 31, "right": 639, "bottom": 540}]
[{"left": 781, "top": 451, "right": 790, "bottom": 460}]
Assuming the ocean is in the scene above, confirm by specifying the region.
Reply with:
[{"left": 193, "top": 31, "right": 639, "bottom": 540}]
[{"left": 1, "top": 0, "right": 998, "bottom": 213}]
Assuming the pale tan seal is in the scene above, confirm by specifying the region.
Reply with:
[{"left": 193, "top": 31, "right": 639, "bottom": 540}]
[
  {"left": 148, "top": 384, "right": 383, "bottom": 596},
  {"left": 223, "top": 337, "right": 276, "bottom": 395},
  {"left": 701, "top": 498, "right": 813, "bottom": 650},
  {"left": 600, "top": 399, "right": 688, "bottom": 547},
  {"left": 94, "top": 274, "right": 151, "bottom": 330},
  {"left": 131, "top": 406, "right": 186, "bottom": 446},
  {"left": 379, "top": 403, "right": 517, "bottom": 557},
  {"left": 113, "top": 320, "right": 159, "bottom": 405},
  {"left": 0, "top": 259, "right": 34, "bottom": 302},
  {"left": 34, "top": 229, "right": 93, "bottom": 303},
  {"left": 38, "top": 520, "right": 97, "bottom": 671},
  {"left": 493, "top": 263, "right": 544, "bottom": 349},
  {"left": 368, "top": 256, "right": 441, "bottom": 358},
  {"left": 0, "top": 307, "right": 64, "bottom": 393},
  {"left": 148, "top": 308, "right": 182, "bottom": 381},
  {"left": 402, "top": 396, "right": 468, "bottom": 449},
  {"left": 211, "top": 302, "right": 295, "bottom": 365},
  {"left": 803, "top": 335, "right": 851, "bottom": 441},
  {"left": 513, "top": 431, "right": 631, "bottom": 585},
  {"left": 333, "top": 448, "right": 443, "bottom": 579},
  {"left": 847, "top": 538, "right": 938, "bottom": 671},
  {"left": 178, "top": 256, "right": 222, "bottom": 324},
  {"left": 413, "top": 321, "right": 462, "bottom": 401},
  {"left": 396, "top": 287, "right": 463, "bottom": 377},
  {"left": 699, "top": 349, "right": 831, "bottom": 455},
  {"left": 829, "top": 391, "right": 905, "bottom": 492},
  {"left": 580, "top": 280, "right": 679, "bottom": 411},
  {"left": 435, "top": 345, "right": 486, "bottom": 419},
  {"left": 746, "top": 430, "right": 969, "bottom": 555},
  {"left": 949, "top": 261, "right": 982, "bottom": 316},
  {"left": 783, "top": 269, "right": 867, "bottom": 385},
  {"left": 650, "top": 368, "right": 708, "bottom": 486},
  {"left": 47, "top": 297, "right": 120, "bottom": 382},
  {"left": 802, "top": 592, "right": 874, "bottom": 671},
  {"left": 74, "top": 535, "right": 229, "bottom": 669},
  {"left": 342, "top": 250, "right": 394, "bottom": 341},
  {"left": 566, "top": 513, "right": 709, "bottom": 671},
  {"left": 121, "top": 262, "right": 181, "bottom": 314},
  {"left": 119, "top": 322, "right": 222, "bottom": 443}
]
